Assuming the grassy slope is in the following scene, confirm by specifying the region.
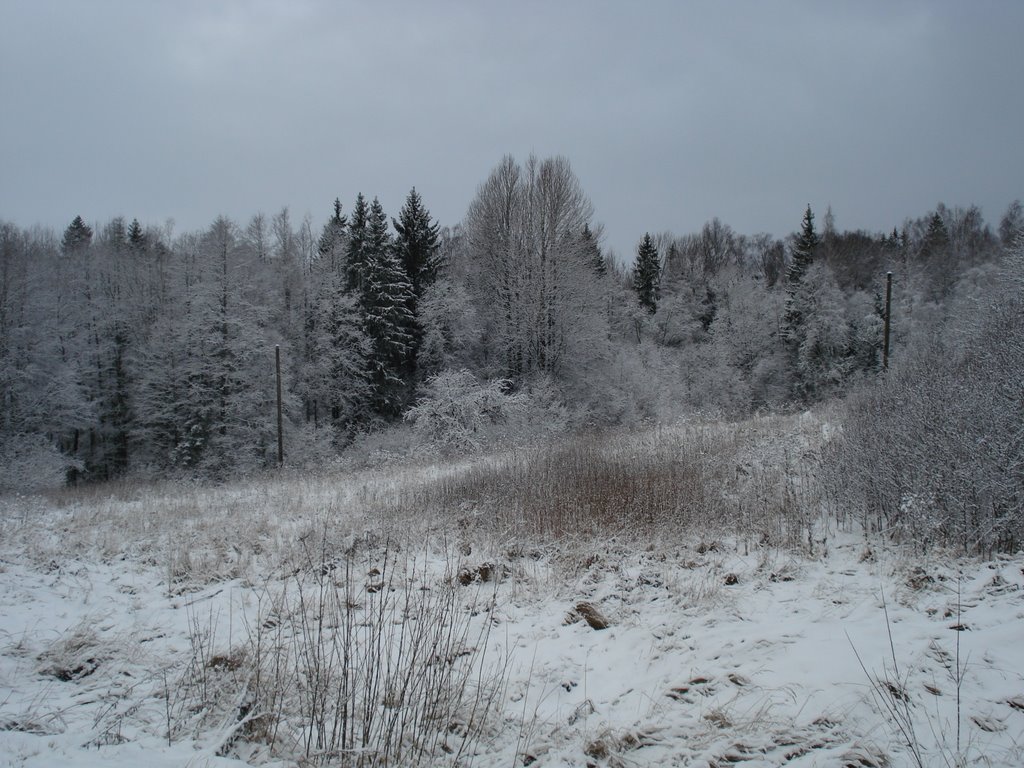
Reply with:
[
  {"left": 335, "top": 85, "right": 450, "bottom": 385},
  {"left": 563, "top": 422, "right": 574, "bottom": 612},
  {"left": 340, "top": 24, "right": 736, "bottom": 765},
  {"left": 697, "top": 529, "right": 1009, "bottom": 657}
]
[{"left": 1, "top": 412, "right": 1022, "bottom": 766}]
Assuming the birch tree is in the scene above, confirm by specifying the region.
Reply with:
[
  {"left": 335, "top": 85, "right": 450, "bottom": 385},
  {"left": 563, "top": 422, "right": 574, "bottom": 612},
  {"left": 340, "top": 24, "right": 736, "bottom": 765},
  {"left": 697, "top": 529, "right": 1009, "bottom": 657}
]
[{"left": 463, "top": 154, "right": 608, "bottom": 384}]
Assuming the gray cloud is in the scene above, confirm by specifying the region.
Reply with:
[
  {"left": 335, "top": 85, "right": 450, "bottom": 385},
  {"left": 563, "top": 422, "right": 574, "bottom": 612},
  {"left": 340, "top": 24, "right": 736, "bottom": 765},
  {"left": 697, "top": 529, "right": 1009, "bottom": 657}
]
[{"left": 1, "top": 0, "right": 1021, "bottom": 259}]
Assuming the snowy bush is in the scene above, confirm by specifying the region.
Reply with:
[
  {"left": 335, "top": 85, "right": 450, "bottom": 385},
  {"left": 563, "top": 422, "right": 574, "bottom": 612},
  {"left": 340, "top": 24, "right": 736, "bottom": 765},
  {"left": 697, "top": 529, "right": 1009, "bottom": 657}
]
[
  {"left": 827, "top": 244, "right": 1024, "bottom": 553},
  {"left": 405, "top": 369, "right": 526, "bottom": 455},
  {"left": 0, "top": 435, "right": 79, "bottom": 493}
]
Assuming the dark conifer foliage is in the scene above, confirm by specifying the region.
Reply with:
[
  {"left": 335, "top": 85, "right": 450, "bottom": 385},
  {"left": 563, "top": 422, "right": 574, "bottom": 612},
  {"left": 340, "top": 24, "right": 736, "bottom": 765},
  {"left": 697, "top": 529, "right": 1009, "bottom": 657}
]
[
  {"left": 61, "top": 215, "right": 92, "bottom": 253},
  {"left": 361, "top": 197, "right": 415, "bottom": 418},
  {"left": 581, "top": 223, "right": 606, "bottom": 276},
  {"left": 317, "top": 198, "right": 348, "bottom": 267},
  {"left": 633, "top": 233, "right": 660, "bottom": 313},
  {"left": 787, "top": 205, "right": 819, "bottom": 288},
  {"left": 784, "top": 205, "right": 819, "bottom": 338},
  {"left": 308, "top": 288, "right": 370, "bottom": 439},
  {"left": 103, "top": 217, "right": 127, "bottom": 252},
  {"left": 781, "top": 205, "right": 823, "bottom": 400},
  {"left": 919, "top": 211, "right": 949, "bottom": 261},
  {"left": 393, "top": 187, "right": 441, "bottom": 302},
  {"left": 393, "top": 187, "right": 441, "bottom": 382},
  {"left": 346, "top": 193, "right": 369, "bottom": 293},
  {"left": 127, "top": 218, "right": 146, "bottom": 252}
]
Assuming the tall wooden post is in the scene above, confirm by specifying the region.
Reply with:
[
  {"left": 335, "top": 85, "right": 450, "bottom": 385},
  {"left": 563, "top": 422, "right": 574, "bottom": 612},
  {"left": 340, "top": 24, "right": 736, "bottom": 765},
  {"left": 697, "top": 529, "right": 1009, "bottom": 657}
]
[
  {"left": 882, "top": 271, "right": 893, "bottom": 370},
  {"left": 275, "top": 345, "right": 284, "bottom": 466}
]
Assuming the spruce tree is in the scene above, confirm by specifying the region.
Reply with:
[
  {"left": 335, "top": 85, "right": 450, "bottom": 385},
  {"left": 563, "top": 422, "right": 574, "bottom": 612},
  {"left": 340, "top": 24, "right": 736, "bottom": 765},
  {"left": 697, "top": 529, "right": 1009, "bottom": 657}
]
[
  {"left": 309, "top": 286, "right": 370, "bottom": 439},
  {"left": 919, "top": 210, "right": 957, "bottom": 297},
  {"left": 581, "top": 223, "right": 606, "bottom": 277},
  {"left": 884, "top": 227, "right": 902, "bottom": 253},
  {"left": 318, "top": 198, "right": 348, "bottom": 273},
  {"left": 787, "top": 205, "right": 819, "bottom": 287},
  {"left": 393, "top": 188, "right": 441, "bottom": 382},
  {"left": 633, "top": 233, "right": 660, "bottom": 313},
  {"left": 784, "top": 205, "right": 819, "bottom": 339},
  {"left": 61, "top": 215, "right": 93, "bottom": 253},
  {"left": 103, "top": 217, "right": 127, "bottom": 253},
  {"left": 919, "top": 212, "right": 949, "bottom": 260},
  {"left": 361, "top": 198, "right": 415, "bottom": 418},
  {"left": 127, "top": 218, "right": 146, "bottom": 252},
  {"left": 392, "top": 187, "right": 441, "bottom": 301},
  {"left": 346, "top": 193, "right": 369, "bottom": 292},
  {"left": 366, "top": 197, "right": 392, "bottom": 274}
]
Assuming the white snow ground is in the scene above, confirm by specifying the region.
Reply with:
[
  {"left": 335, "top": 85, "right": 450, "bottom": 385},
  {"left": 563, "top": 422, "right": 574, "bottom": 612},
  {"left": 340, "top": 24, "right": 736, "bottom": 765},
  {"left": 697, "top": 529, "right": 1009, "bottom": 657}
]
[{"left": 1, "top": 459, "right": 1023, "bottom": 767}]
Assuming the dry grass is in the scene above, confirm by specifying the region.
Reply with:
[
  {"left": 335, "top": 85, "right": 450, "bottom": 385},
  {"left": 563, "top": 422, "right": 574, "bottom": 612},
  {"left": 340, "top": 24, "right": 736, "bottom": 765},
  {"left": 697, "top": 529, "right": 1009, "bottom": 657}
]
[
  {"left": 380, "top": 413, "right": 829, "bottom": 553},
  {"left": 1, "top": 411, "right": 832, "bottom": 593},
  {"left": 164, "top": 530, "right": 510, "bottom": 766},
  {"left": 0, "top": 411, "right": 838, "bottom": 764}
]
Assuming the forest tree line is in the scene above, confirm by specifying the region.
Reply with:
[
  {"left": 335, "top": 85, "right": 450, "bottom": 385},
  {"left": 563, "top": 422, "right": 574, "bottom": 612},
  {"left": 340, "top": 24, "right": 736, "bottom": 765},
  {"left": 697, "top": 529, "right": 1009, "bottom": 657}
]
[{"left": 1, "top": 154, "right": 1022, "bottom": 495}]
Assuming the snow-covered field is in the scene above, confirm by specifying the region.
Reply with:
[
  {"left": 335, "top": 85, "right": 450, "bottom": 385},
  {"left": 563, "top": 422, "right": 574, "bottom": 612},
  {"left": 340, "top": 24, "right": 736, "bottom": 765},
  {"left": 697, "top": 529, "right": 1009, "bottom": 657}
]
[{"left": 2, "top": 418, "right": 1022, "bottom": 767}]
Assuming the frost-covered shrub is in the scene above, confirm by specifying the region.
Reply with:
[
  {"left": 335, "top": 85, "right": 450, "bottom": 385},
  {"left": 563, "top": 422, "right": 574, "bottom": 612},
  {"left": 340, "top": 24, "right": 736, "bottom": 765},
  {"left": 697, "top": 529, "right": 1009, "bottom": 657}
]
[
  {"left": 277, "top": 422, "right": 349, "bottom": 474},
  {"left": 827, "top": 245, "right": 1024, "bottom": 553},
  {"left": 516, "top": 374, "right": 572, "bottom": 436},
  {"left": 0, "top": 435, "right": 79, "bottom": 493},
  {"left": 405, "top": 369, "right": 527, "bottom": 454},
  {"left": 345, "top": 422, "right": 418, "bottom": 467}
]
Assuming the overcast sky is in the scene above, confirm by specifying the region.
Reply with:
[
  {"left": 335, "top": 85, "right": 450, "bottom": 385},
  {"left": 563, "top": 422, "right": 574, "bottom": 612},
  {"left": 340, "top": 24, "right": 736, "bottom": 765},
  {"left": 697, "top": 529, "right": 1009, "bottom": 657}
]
[{"left": 1, "top": 0, "right": 1021, "bottom": 260}]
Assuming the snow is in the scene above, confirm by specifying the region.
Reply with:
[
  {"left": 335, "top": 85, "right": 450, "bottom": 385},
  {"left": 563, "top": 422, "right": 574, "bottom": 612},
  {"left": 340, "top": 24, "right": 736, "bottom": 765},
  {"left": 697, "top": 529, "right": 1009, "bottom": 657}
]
[
  {"left": 0, "top": 555, "right": 259, "bottom": 767},
  {"left": 1, "top": 459, "right": 1023, "bottom": 767}
]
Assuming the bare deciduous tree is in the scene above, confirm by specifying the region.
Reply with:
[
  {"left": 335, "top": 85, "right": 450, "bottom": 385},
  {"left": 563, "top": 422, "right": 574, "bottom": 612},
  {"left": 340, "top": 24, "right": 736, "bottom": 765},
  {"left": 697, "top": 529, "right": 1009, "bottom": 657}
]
[{"left": 463, "top": 154, "right": 607, "bottom": 383}]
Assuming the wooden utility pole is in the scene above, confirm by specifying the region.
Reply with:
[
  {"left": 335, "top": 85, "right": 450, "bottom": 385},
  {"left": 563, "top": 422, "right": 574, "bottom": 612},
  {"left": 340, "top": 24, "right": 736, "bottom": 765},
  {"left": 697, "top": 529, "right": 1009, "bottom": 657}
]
[
  {"left": 882, "top": 271, "right": 893, "bottom": 370},
  {"left": 275, "top": 345, "right": 284, "bottom": 466}
]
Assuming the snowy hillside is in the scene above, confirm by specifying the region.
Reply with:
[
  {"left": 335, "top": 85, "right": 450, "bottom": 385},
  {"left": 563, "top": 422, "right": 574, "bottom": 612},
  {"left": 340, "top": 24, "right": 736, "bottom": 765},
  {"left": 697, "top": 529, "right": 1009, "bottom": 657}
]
[{"left": 1, "top": 416, "right": 1022, "bottom": 767}]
